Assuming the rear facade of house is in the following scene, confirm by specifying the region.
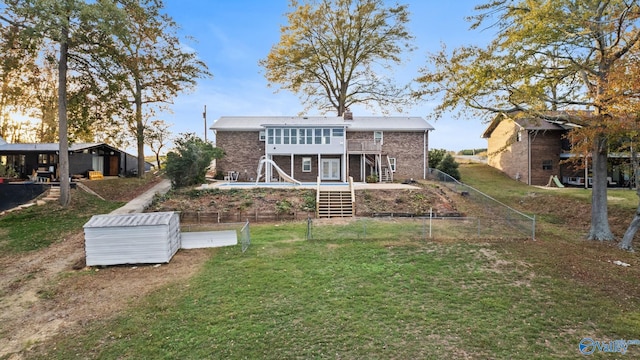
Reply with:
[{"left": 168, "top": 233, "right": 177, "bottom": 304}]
[{"left": 211, "top": 113, "right": 435, "bottom": 183}]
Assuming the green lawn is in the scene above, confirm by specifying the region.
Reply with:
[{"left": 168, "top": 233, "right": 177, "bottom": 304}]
[
  {"left": 0, "top": 190, "right": 122, "bottom": 252},
  {"left": 7, "top": 165, "right": 640, "bottom": 358},
  {"left": 36, "top": 221, "right": 640, "bottom": 359}
]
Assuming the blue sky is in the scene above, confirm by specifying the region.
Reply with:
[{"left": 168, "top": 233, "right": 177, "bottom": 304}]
[{"left": 160, "top": 0, "right": 492, "bottom": 152}]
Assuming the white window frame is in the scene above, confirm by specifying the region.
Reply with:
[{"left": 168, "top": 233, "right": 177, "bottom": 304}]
[
  {"left": 259, "top": 130, "right": 265, "bottom": 141},
  {"left": 374, "top": 131, "right": 383, "bottom": 144},
  {"left": 389, "top": 157, "right": 396, "bottom": 172},
  {"left": 302, "top": 157, "right": 312, "bottom": 172}
]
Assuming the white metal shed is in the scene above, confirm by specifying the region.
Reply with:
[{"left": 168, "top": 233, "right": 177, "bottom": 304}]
[{"left": 84, "top": 212, "right": 181, "bottom": 266}]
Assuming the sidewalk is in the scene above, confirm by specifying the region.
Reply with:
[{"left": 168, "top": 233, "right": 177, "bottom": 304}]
[{"left": 110, "top": 179, "right": 172, "bottom": 215}]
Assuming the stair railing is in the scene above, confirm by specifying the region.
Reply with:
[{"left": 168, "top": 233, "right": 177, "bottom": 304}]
[
  {"left": 316, "top": 176, "right": 321, "bottom": 217},
  {"left": 348, "top": 176, "right": 355, "bottom": 217}
]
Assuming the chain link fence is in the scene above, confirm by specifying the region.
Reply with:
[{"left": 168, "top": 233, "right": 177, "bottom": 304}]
[{"left": 306, "top": 169, "right": 535, "bottom": 241}]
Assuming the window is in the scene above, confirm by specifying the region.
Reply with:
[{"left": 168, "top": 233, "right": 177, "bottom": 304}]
[
  {"left": 267, "top": 129, "right": 274, "bottom": 144},
  {"left": 275, "top": 129, "right": 282, "bottom": 144},
  {"left": 291, "top": 129, "right": 297, "bottom": 144},
  {"left": 332, "top": 128, "right": 344, "bottom": 137},
  {"left": 314, "top": 128, "right": 322, "bottom": 144},
  {"left": 302, "top": 157, "right": 312, "bottom": 172},
  {"left": 542, "top": 160, "right": 553, "bottom": 170},
  {"left": 283, "top": 129, "right": 290, "bottom": 144},
  {"left": 38, "top": 154, "right": 49, "bottom": 164},
  {"left": 374, "top": 131, "right": 383, "bottom": 144},
  {"left": 323, "top": 128, "right": 331, "bottom": 144},
  {"left": 517, "top": 131, "right": 522, "bottom": 142},
  {"left": 389, "top": 157, "right": 396, "bottom": 172},
  {"left": 259, "top": 130, "right": 265, "bottom": 141},
  {"left": 306, "top": 129, "right": 313, "bottom": 144}
]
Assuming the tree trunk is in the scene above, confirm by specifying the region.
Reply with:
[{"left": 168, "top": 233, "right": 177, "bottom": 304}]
[
  {"left": 587, "top": 136, "right": 614, "bottom": 240},
  {"left": 156, "top": 152, "right": 161, "bottom": 169},
  {"left": 620, "top": 150, "right": 640, "bottom": 250},
  {"left": 620, "top": 190, "right": 640, "bottom": 251},
  {"left": 135, "top": 79, "right": 144, "bottom": 178},
  {"left": 58, "top": 25, "right": 70, "bottom": 207}
]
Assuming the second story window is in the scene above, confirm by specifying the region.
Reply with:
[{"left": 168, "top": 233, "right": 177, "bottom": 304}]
[{"left": 374, "top": 131, "right": 383, "bottom": 144}]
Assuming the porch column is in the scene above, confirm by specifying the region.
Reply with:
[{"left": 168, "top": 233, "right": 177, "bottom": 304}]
[{"left": 290, "top": 154, "right": 294, "bottom": 180}]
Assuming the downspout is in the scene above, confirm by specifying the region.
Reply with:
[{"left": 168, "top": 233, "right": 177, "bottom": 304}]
[
  {"left": 423, "top": 130, "right": 427, "bottom": 179},
  {"left": 528, "top": 131, "right": 532, "bottom": 185}
]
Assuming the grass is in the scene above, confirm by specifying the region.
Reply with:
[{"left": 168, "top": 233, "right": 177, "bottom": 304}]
[
  {"left": 0, "top": 190, "right": 122, "bottom": 252},
  {"left": 458, "top": 163, "right": 639, "bottom": 210},
  {"left": 8, "top": 165, "right": 640, "bottom": 358},
  {"left": 36, "top": 223, "right": 640, "bottom": 359}
]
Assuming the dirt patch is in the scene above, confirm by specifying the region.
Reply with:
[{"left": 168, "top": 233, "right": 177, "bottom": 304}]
[
  {"left": 0, "top": 174, "right": 212, "bottom": 359},
  {"left": 149, "top": 182, "right": 460, "bottom": 218},
  {"left": 0, "top": 230, "right": 211, "bottom": 359}
]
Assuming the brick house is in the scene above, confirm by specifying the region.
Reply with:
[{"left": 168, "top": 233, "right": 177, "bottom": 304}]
[
  {"left": 482, "top": 113, "right": 630, "bottom": 187},
  {"left": 211, "top": 112, "right": 435, "bottom": 183}
]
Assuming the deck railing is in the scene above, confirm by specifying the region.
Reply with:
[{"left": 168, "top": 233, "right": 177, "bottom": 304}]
[{"left": 347, "top": 140, "right": 381, "bottom": 153}]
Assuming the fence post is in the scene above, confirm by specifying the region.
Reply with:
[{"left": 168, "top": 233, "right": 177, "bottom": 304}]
[
  {"left": 429, "top": 208, "right": 432, "bottom": 239},
  {"left": 532, "top": 215, "right": 536, "bottom": 241},
  {"left": 306, "top": 216, "right": 312, "bottom": 240}
]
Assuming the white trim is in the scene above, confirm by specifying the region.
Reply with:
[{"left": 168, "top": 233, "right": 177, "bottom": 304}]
[{"left": 302, "top": 157, "right": 312, "bottom": 172}]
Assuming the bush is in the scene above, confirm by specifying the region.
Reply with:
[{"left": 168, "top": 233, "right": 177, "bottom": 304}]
[
  {"left": 437, "top": 153, "right": 461, "bottom": 180},
  {"left": 165, "top": 133, "right": 224, "bottom": 188},
  {"left": 366, "top": 174, "right": 378, "bottom": 183},
  {"left": 428, "top": 148, "right": 448, "bottom": 169}
]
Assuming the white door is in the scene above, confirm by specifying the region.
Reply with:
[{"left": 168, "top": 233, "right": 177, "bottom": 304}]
[{"left": 321, "top": 159, "right": 340, "bottom": 180}]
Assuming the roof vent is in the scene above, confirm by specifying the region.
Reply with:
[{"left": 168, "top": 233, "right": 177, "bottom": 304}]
[{"left": 343, "top": 109, "right": 353, "bottom": 121}]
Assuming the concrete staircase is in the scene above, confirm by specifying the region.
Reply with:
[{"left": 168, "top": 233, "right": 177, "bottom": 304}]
[{"left": 317, "top": 190, "right": 353, "bottom": 218}]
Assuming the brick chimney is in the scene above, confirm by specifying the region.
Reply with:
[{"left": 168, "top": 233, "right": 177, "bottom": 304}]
[{"left": 343, "top": 109, "right": 353, "bottom": 120}]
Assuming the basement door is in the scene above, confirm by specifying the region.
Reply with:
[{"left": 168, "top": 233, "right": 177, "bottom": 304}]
[{"left": 321, "top": 158, "right": 340, "bottom": 180}]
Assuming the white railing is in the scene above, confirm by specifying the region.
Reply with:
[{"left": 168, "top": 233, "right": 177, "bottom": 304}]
[
  {"left": 348, "top": 176, "right": 355, "bottom": 217},
  {"left": 347, "top": 140, "right": 382, "bottom": 153}
]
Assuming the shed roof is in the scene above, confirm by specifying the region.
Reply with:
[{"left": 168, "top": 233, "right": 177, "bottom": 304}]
[
  {"left": 211, "top": 116, "right": 435, "bottom": 132},
  {"left": 84, "top": 212, "right": 178, "bottom": 228},
  {"left": 0, "top": 141, "right": 114, "bottom": 153}
]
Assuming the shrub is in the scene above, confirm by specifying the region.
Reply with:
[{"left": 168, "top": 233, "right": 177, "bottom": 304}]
[
  {"left": 165, "top": 133, "right": 224, "bottom": 188},
  {"left": 428, "top": 148, "right": 448, "bottom": 169},
  {"left": 437, "top": 153, "right": 461, "bottom": 180}
]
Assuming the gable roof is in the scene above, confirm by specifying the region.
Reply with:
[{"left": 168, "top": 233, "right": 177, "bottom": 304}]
[
  {"left": 211, "top": 116, "right": 435, "bottom": 132},
  {"left": 482, "top": 112, "right": 583, "bottom": 138}
]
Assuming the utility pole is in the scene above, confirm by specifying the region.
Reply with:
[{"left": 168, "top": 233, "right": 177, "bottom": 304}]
[{"left": 203, "top": 105, "right": 207, "bottom": 142}]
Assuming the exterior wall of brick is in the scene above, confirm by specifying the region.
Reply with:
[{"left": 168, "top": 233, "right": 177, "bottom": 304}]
[
  {"left": 217, "top": 128, "right": 429, "bottom": 182},
  {"left": 529, "top": 131, "right": 562, "bottom": 186},
  {"left": 215, "top": 131, "right": 264, "bottom": 181},
  {"left": 487, "top": 119, "right": 528, "bottom": 183},
  {"left": 486, "top": 118, "right": 564, "bottom": 185},
  {"left": 346, "top": 130, "right": 428, "bottom": 180}
]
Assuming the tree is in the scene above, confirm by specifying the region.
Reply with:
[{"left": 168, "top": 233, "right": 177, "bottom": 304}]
[
  {"left": 436, "top": 153, "right": 460, "bottom": 181},
  {"left": 598, "top": 49, "right": 640, "bottom": 250},
  {"left": 165, "top": 133, "right": 223, "bottom": 188},
  {"left": 0, "top": 0, "right": 127, "bottom": 206},
  {"left": 144, "top": 119, "right": 172, "bottom": 169},
  {"left": 260, "top": 0, "right": 414, "bottom": 115},
  {"left": 107, "top": 0, "right": 210, "bottom": 178},
  {"left": 415, "top": 0, "right": 640, "bottom": 241},
  {"left": 428, "top": 148, "right": 448, "bottom": 169}
]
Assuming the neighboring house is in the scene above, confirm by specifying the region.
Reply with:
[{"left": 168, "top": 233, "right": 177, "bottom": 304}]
[
  {"left": 0, "top": 136, "right": 148, "bottom": 180},
  {"left": 481, "top": 113, "right": 630, "bottom": 187},
  {"left": 211, "top": 112, "right": 435, "bottom": 183}
]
